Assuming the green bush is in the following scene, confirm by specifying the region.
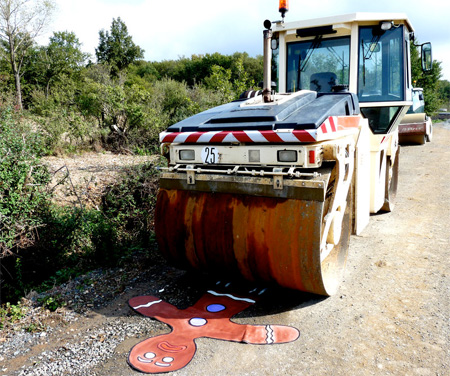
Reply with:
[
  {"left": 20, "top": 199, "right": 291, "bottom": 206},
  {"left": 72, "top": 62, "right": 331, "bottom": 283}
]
[
  {"left": 0, "top": 108, "right": 160, "bottom": 303},
  {"left": 0, "top": 108, "right": 51, "bottom": 258},
  {"left": 38, "top": 294, "right": 65, "bottom": 312},
  {"left": 40, "top": 162, "right": 159, "bottom": 272},
  {"left": 101, "top": 162, "right": 159, "bottom": 250},
  {"left": 1, "top": 160, "right": 160, "bottom": 304},
  {"left": 1, "top": 51, "right": 266, "bottom": 304},
  {"left": 24, "top": 52, "right": 263, "bottom": 156},
  {"left": 0, "top": 302, "right": 27, "bottom": 329}
]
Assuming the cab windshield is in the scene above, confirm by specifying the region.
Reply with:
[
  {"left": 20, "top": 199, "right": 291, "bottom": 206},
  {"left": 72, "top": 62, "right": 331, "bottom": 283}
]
[
  {"left": 286, "top": 36, "right": 350, "bottom": 93},
  {"left": 358, "top": 25, "right": 405, "bottom": 102}
]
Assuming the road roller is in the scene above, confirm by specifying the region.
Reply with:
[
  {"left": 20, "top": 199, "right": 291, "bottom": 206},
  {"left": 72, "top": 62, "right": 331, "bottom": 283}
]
[
  {"left": 155, "top": 6, "right": 433, "bottom": 295},
  {"left": 398, "top": 88, "right": 433, "bottom": 145}
]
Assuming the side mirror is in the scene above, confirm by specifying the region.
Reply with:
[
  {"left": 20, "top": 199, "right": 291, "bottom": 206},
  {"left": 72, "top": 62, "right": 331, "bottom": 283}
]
[{"left": 421, "top": 42, "right": 432, "bottom": 72}]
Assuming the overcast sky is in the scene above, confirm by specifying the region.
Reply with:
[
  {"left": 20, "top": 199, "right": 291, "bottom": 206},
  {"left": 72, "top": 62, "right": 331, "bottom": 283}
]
[{"left": 43, "top": 0, "right": 450, "bottom": 80}]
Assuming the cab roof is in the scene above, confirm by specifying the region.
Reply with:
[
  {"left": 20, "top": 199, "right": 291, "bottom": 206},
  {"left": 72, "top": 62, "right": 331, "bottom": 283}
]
[{"left": 273, "top": 12, "right": 414, "bottom": 33}]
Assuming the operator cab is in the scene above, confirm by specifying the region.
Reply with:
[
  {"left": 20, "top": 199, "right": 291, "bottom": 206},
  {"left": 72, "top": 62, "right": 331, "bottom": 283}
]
[{"left": 272, "top": 13, "right": 432, "bottom": 135}]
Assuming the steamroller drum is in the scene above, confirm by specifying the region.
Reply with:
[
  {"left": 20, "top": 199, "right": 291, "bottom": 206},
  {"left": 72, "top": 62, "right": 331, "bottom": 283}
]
[{"left": 155, "top": 184, "right": 351, "bottom": 296}]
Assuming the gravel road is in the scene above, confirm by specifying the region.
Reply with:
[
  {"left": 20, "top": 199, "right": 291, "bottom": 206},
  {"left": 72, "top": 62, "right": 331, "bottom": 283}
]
[{"left": 1, "top": 123, "right": 449, "bottom": 376}]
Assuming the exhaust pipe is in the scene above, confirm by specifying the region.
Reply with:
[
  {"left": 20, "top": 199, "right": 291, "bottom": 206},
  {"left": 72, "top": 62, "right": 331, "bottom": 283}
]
[{"left": 263, "top": 20, "right": 273, "bottom": 103}]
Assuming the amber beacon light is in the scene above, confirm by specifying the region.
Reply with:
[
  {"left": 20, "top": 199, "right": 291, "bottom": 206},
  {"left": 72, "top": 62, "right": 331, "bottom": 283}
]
[{"left": 279, "top": 0, "right": 289, "bottom": 18}]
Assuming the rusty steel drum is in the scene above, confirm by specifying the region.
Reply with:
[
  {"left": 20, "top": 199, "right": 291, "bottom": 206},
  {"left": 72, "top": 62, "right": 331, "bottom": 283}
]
[{"left": 155, "top": 180, "right": 351, "bottom": 296}]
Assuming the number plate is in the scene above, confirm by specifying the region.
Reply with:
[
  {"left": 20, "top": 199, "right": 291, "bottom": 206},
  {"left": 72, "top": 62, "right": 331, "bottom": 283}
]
[{"left": 201, "top": 146, "right": 219, "bottom": 164}]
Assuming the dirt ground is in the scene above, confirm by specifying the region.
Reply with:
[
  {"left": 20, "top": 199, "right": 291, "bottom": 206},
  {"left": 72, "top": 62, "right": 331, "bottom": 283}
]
[
  {"left": 43, "top": 152, "right": 157, "bottom": 207},
  {"left": 3, "top": 123, "right": 450, "bottom": 375}
]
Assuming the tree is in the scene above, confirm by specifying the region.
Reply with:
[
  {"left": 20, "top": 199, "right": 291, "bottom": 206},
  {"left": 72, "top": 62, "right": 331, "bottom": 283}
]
[
  {"left": 437, "top": 80, "right": 450, "bottom": 109},
  {"left": 204, "top": 57, "right": 256, "bottom": 103},
  {"left": 150, "top": 53, "right": 263, "bottom": 89},
  {"left": 24, "top": 31, "right": 89, "bottom": 97},
  {"left": 0, "top": 0, "right": 55, "bottom": 110},
  {"left": 95, "top": 17, "right": 144, "bottom": 76}
]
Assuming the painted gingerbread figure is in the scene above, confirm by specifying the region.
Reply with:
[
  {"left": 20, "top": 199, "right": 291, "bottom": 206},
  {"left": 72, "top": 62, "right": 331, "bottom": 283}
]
[{"left": 128, "top": 288, "right": 300, "bottom": 373}]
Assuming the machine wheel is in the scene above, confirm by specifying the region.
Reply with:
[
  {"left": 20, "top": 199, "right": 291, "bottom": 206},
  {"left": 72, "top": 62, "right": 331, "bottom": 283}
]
[
  {"left": 155, "top": 173, "right": 352, "bottom": 296},
  {"left": 380, "top": 148, "right": 399, "bottom": 212},
  {"left": 426, "top": 125, "right": 433, "bottom": 142},
  {"left": 320, "top": 187, "right": 352, "bottom": 296}
]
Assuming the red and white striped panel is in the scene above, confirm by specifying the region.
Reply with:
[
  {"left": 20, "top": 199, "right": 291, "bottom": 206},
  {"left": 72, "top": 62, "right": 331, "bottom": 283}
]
[{"left": 160, "top": 116, "right": 357, "bottom": 144}]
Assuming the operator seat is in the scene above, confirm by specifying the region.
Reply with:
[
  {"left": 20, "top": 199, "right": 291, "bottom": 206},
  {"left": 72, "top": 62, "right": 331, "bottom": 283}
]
[{"left": 310, "top": 72, "right": 337, "bottom": 93}]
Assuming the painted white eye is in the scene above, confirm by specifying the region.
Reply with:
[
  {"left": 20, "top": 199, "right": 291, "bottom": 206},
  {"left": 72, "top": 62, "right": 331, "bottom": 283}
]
[
  {"left": 162, "top": 357, "right": 174, "bottom": 363},
  {"left": 144, "top": 352, "right": 156, "bottom": 359}
]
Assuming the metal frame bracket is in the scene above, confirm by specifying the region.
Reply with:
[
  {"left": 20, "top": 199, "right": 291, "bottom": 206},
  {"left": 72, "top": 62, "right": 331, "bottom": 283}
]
[
  {"left": 273, "top": 168, "right": 284, "bottom": 190},
  {"left": 186, "top": 165, "right": 196, "bottom": 185}
]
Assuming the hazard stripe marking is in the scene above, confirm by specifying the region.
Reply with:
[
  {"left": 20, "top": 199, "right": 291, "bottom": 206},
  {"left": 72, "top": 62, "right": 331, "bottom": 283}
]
[{"left": 159, "top": 117, "right": 344, "bottom": 144}]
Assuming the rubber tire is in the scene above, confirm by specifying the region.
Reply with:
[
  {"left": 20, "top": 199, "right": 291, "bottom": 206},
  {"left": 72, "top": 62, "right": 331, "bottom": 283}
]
[
  {"left": 426, "top": 126, "right": 433, "bottom": 142},
  {"left": 320, "top": 187, "right": 352, "bottom": 296},
  {"left": 380, "top": 148, "right": 399, "bottom": 212}
]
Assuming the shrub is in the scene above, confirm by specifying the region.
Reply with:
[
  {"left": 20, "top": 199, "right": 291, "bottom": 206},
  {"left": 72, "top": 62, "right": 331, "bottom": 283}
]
[
  {"left": 0, "top": 108, "right": 51, "bottom": 258},
  {"left": 100, "top": 162, "right": 159, "bottom": 250},
  {"left": 0, "top": 302, "right": 27, "bottom": 329},
  {"left": 1, "top": 159, "right": 160, "bottom": 304}
]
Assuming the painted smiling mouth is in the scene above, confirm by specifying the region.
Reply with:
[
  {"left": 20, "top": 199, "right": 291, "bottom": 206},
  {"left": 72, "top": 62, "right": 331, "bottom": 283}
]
[
  {"left": 155, "top": 362, "right": 171, "bottom": 367},
  {"left": 137, "top": 356, "right": 153, "bottom": 363}
]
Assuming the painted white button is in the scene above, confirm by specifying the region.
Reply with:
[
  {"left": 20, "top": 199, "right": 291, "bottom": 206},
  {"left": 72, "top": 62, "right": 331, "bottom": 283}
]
[{"left": 189, "top": 317, "right": 207, "bottom": 326}]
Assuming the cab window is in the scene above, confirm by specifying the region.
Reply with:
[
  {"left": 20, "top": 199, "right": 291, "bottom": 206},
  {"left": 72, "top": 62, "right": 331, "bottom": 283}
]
[{"left": 286, "top": 36, "right": 350, "bottom": 93}]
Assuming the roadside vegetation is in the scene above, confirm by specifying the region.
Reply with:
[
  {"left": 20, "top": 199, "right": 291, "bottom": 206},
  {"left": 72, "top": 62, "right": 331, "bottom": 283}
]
[
  {"left": 0, "top": 1, "right": 449, "bottom": 329},
  {"left": 0, "top": 9, "right": 263, "bottom": 326}
]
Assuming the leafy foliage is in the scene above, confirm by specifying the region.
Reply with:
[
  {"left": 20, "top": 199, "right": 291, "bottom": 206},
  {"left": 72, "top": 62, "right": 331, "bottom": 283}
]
[
  {"left": 437, "top": 80, "right": 450, "bottom": 109},
  {"left": 0, "top": 301, "right": 27, "bottom": 329},
  {"left": 0, "top": 16, "right": 265, "bottom": 155},
  {"left": 38, "top": 294, "right": 65, "bottom": 311},
  {"left": 152, "top": 52, "right": 263, "bottom": 88},
  {"left": 0, "top": 161, "right": 160, "bottom": 304},
  {"left": 96, "top": 17, "right": 144, "bottom": 76},
  {"left": 0, "top": 108, "right": 51, "bottom": 258},
  {"left": 0, "top": 0, "right": 55, "bottom": 109},
  {"left": 23, "top": 31, "right": 89, "bottom": 98}
]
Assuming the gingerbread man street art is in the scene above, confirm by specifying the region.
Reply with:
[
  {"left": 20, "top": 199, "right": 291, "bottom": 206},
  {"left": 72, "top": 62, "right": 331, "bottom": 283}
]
[{"left": 128, "top": 286, "right": 300, "bottom": 373}]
